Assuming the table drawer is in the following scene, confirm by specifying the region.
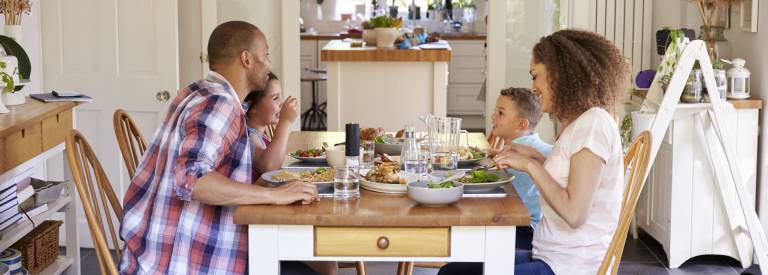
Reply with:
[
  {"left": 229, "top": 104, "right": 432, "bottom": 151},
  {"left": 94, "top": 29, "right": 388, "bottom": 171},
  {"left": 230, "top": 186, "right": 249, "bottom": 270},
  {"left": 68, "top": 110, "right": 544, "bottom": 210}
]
[
  {"left": 2, "top": 123, "right": 42, "bottom": 171},
  {"left": 314, "top": 227, "right": 450, "bottom": 257},
  {"left": 42, "top": 109, "right": 72, "bottom": 151}
]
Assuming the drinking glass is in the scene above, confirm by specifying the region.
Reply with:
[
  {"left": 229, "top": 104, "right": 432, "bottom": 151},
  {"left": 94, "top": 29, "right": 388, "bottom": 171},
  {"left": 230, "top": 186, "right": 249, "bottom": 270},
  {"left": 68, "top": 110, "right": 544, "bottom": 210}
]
[{"left": 428, "top": 117, "right": 462, "bottom": 170}]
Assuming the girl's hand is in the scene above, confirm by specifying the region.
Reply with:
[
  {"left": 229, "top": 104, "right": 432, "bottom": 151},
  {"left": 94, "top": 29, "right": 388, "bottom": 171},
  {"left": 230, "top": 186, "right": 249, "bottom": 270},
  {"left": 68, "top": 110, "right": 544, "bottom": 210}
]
[{"left": 279, "top": 96, "right": 300, "bottom": 124}]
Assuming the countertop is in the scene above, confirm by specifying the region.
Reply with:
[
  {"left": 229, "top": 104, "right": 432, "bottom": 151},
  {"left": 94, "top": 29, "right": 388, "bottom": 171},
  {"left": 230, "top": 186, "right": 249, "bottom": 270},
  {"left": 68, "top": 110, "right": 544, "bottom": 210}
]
[
  {"left": 301, "top": 32, "right": 486, "bottom": 41},
  {"left": 320, "top": 40, "right": 452, "bottom": 62},
  {"left": 631, "top": 89, "right": 762, "bottom": 109}
]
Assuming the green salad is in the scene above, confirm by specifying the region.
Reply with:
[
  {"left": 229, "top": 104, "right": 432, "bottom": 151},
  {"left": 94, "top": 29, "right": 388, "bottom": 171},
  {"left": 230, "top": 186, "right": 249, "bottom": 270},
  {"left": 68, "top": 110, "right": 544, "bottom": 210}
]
[
  {"left": 428, "top": 181, "right": 457, "bottom": 189},
  {"left": 457, "top": 170, "right": 500, "bottom": 184}
]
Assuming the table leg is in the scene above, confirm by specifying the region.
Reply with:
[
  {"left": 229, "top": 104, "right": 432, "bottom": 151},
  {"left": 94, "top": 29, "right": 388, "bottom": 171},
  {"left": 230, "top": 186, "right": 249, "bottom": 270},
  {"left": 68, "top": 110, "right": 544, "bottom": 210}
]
[
  {"left": 484, "top": 226, "right": 516, "bottom": 275},
  {"left": 249, "top": 225, "right": 280, "bottom": 275}
]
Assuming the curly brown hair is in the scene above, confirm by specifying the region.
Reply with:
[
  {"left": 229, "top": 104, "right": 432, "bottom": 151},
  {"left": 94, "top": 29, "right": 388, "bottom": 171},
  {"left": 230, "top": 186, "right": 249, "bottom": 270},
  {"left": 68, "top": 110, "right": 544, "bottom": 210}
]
[{"left": 532, "top": 29, "right": 629, "bottom": 121}]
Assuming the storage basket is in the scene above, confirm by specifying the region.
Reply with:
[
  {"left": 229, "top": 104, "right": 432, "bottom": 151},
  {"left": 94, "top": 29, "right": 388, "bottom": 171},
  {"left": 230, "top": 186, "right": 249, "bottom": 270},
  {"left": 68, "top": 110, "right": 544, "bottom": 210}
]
[{"left": 11, "top": 220, "right": 62, "bottom": 275}]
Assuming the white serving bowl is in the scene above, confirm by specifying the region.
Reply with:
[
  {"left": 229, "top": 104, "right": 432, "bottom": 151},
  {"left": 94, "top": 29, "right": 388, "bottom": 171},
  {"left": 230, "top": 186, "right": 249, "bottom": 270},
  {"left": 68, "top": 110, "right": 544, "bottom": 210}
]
[{"left": 407, "top": 181, "right": 464, "bottom": 207}]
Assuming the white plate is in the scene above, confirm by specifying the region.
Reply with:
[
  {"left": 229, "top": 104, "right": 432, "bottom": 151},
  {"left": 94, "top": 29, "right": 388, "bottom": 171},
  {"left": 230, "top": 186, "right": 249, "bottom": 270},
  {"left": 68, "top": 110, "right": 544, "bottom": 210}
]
[
  {"left": 261, "top": 168, "right": 334, "bottom": 189},
  {"left": 360, "top": 170, "right": 421, "bottom": 194},
  {"left": 289, "top": 154, "right": 327, "bottom": 163},
  {"left": 432, "top": 170, "right": 514, "bottom": 193}
]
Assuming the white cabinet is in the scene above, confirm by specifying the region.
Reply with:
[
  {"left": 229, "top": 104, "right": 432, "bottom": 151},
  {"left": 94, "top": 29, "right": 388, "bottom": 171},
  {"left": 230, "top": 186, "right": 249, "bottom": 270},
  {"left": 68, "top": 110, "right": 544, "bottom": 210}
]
[
  {"left": 634, "top": 105, "right": 760, "bottom": 269},
  {"left": 447, "top": 40, "right": 485, "bottom": 117}
]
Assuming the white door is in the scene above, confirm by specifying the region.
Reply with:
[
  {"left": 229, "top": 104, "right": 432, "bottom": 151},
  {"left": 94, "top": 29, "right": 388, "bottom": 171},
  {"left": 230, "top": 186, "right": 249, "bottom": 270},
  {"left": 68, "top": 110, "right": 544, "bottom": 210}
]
[{"left": 41, "top": 0, "right": 179, "bottom": 247}]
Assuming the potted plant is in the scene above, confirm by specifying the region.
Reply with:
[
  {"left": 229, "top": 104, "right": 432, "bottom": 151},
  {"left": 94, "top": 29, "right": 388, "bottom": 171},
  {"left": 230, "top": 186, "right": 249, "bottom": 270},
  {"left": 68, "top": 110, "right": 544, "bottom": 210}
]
[
  {"left": 368, "top": 15, "right": 403, "bottom": 48},
  {"left": 361, "top": 20, "right": 377, "bottom": 45},
  {"left": 0, "top": 59, "right": 15, "bottom": 113}
]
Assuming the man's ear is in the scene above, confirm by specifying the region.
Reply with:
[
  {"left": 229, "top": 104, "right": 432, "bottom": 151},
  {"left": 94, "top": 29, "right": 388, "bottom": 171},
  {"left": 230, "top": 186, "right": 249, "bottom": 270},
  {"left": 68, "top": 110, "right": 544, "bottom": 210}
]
[
  {"left": 518, "top": 118, "right": 530, "bottom": 131},
  {"left": 240, "top": 50, "right": 252, "bottom": 68}
]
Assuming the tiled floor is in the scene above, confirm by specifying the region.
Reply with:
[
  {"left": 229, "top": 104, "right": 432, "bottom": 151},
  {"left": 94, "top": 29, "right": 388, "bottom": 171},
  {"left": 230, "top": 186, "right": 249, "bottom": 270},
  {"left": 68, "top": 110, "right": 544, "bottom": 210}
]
[{"left": 74, "top": 231, "right": 762, "bottom": 274}]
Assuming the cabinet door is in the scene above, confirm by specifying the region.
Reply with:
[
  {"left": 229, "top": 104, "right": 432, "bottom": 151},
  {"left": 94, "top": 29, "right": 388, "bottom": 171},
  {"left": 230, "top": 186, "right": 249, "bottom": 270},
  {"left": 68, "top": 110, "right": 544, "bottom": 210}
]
[
  {"left": 449, "top": 56, "right": 486, "bottom": 84},
  {"left": 447, "top": 84, "right": 484, "bottom": 115}
]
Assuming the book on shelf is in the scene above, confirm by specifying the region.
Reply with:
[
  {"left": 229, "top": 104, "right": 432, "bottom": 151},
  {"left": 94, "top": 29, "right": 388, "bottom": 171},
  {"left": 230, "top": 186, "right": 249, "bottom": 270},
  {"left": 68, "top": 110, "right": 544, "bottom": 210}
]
[
  {"left": 30, "top": 92, "right": 92, "bottom": 103},
  {"left": 22, "top": 203, "right": 48, "bottom": 218},
  {"left": 16, "top": 186, "right": 34, "bottom": 204}
]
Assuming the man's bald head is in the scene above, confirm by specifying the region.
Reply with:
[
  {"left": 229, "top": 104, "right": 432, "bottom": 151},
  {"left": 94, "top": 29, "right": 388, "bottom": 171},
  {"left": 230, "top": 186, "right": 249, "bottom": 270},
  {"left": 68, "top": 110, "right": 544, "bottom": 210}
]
[{"left": 207, "top": 21, "right": 266, "bottom": 70}]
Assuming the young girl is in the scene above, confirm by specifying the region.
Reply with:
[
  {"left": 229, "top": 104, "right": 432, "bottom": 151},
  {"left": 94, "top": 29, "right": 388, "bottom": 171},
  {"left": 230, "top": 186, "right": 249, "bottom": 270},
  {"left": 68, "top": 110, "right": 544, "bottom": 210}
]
[
  {"left": 244, "top": 73, "right": 338, "bottom": 275},
  {"left": 243, "top": 72, "right": 299, "bottom": 175}
]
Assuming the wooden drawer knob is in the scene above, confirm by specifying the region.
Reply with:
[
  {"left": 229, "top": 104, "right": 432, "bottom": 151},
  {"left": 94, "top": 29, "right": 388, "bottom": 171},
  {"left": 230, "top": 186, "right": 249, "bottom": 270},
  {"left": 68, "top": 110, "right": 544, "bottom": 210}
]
[{"left": 377, "top": 236, "right": 389, "bottom": 249}]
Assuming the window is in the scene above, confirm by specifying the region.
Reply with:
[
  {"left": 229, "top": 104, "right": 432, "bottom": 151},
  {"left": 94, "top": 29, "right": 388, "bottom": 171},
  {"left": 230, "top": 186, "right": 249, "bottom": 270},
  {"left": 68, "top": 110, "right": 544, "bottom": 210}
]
[{"left": 336, "top": 0, "right": 434, "bottom": 19}]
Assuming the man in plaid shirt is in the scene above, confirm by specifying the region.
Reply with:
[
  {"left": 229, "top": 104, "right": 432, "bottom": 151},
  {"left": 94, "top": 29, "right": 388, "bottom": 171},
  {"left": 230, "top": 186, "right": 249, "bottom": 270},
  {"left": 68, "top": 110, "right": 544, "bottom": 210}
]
[{"left": 119, "top": 21, "right": 319, "bottom": 274}]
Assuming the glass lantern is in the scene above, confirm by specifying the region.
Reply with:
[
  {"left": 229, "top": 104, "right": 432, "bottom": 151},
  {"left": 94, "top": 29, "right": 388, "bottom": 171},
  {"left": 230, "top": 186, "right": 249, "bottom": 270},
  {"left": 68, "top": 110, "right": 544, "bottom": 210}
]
[{"left": 726, "top": 58, "right": 751, "bottom": 99}]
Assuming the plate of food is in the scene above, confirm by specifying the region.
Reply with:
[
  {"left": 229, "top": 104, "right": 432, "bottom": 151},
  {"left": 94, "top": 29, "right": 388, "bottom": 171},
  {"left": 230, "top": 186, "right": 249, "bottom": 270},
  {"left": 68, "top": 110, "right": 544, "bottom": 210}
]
[
  {"left": 289, "top": 148, "right": 327, "bottom": 163},
  {"left": 262, "top": 168, "right": 335, "bottom": 189},
  {"left": 434, "top": 169, "right": 513, "bottom": 193},
  {"left": 457, "top": 146, "right": 487, "bottom": 166},
  {"left": 360, "top": 162, "right": 418, "bottom": 194}
]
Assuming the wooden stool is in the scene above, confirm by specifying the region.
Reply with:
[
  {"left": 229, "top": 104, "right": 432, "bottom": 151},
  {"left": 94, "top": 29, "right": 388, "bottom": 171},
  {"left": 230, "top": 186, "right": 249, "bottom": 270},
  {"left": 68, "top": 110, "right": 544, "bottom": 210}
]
[{"left": 301, "top": 68, "right": 327, "bottom": 131}]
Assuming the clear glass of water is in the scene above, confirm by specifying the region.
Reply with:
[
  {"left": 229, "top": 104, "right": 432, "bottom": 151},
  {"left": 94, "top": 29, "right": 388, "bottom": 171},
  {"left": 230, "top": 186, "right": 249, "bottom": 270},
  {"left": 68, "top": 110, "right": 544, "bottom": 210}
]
[
  {"left": 359, "top": 140, "right": 375, "bottom": 170},
  {"left": 334, "top": 157, "right": 360, "bottom": 200}
]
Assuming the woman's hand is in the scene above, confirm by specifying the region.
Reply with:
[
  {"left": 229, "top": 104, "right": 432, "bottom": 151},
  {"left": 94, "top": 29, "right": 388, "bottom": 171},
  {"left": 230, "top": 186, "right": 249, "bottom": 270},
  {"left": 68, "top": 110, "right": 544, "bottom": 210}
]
[
  {"left": 506, "top": 143, "right": 547, "bottom": 164},
  {"left": 493, "top": 150, "right": 533, "bottom": 172}
]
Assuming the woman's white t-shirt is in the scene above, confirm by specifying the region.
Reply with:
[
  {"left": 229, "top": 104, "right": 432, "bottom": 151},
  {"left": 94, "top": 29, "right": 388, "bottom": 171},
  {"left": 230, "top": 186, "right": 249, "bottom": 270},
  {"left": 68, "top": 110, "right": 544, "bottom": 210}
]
[{"left": 532, "top": 107, "right": 625, "bottom": 275}]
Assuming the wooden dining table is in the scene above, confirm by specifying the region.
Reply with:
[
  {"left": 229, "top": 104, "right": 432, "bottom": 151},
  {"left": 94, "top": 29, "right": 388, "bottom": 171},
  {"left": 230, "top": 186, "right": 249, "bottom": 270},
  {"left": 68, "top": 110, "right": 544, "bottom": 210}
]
[{"left": 233, "top": 131, "right": 530, "bottom": 275}]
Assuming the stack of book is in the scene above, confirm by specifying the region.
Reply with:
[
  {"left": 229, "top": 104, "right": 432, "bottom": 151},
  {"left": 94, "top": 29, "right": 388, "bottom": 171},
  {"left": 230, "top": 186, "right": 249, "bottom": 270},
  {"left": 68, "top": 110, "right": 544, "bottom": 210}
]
[
  {"left": 30, "top": 91, "right": 92, "bottom": 103},
  {"left": 0, "top": 179, "right": 21, "bottom": 233}
]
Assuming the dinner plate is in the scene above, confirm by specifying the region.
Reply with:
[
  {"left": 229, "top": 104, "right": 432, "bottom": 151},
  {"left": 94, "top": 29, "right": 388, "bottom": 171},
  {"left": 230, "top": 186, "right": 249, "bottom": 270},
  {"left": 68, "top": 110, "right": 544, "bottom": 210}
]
[
  {"left": 289, "top": 154, "right": 328, "bottom": 163},
  {"left": 261, "top": 168, "right": 334, "bottom": 190},
  {"left": 457, "top": 158, "right": 483, "bottom": 166},
  {"left": 359, "top": 170, "right": 421, "bottom": 194},
  {"left": 432, "top": 170, "right": 514, "bottom": 193}
]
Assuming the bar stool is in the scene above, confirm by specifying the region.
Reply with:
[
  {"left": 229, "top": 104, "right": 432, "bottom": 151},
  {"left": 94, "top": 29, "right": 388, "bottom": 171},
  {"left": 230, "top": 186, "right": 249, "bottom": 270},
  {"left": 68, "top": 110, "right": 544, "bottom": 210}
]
[{"left": 301, "top": 68, "right": 328, "bottom": 131}]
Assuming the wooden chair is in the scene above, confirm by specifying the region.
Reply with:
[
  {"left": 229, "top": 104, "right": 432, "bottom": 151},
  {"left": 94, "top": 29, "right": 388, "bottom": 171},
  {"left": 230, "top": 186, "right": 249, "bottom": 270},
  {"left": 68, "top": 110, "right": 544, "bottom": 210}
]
[
  {"left": 66, "top": 130, "right": 124, "bottom": 275},
  {"left": 598, "top": 131, "right": 652, "bottom": 275},
  {"left": 265, "top": 124, "right": 276, "bottom": 140},
  {"left": 113, "top": 109, "right": 148, "bottom": 179}
]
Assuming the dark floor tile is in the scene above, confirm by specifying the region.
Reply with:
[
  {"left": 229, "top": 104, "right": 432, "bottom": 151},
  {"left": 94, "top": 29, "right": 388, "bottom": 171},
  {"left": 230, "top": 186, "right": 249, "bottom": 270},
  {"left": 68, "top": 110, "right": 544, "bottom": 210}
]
[
  {"left": 668, "top": 263, "right": 738, "bottom": 275},
  {"left": 621, "top": 237, "right": 661, "bottom": 263},
  {"left": 81, "top": 252, "right": 103, "bottom": 274},
  {"left": 618, "top": 262, "right": 670, "bottom": 275}
]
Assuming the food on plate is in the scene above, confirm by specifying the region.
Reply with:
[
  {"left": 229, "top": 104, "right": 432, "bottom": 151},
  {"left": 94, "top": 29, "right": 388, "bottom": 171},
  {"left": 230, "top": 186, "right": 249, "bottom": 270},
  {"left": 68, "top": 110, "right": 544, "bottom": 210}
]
[
  {"left": 271, "top": 168, "right": 334, "bottom": 182},
  {"left": 457, "top": 170, "right": 500, "bottom": 184},
  {"left": 379, "top": 153, "right": 396, "bottom": 163},
  {"left": 458, "top": 146, "right": 486, "bottom": 160},
  {"left": 360, "top": 127, "right": 384, "bottom": 141},
  {"left": 365, "top": 163, "right": 407, "bottom": 184},
  {"left": 290, "top": 149, "right": 324, "bottom": 158},
  {"left": 395, "top": 129, "right": 405, "bottom": 138},
  {"left": 428, "top": 181, "right": 457, "bottom": 189}
]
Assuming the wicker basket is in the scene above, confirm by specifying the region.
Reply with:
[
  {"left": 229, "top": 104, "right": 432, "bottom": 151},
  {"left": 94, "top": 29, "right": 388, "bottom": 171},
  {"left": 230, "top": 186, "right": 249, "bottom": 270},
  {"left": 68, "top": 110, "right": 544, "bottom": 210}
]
[{"left": 11, "top": 220, "right": 63, "bottom": 275}]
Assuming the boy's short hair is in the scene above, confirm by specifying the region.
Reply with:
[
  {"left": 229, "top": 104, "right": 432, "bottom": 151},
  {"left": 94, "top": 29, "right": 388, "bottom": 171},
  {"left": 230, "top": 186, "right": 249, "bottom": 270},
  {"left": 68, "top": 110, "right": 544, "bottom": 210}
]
[{"left": 500, "top": 87, "right": 543, "bottom": 129}]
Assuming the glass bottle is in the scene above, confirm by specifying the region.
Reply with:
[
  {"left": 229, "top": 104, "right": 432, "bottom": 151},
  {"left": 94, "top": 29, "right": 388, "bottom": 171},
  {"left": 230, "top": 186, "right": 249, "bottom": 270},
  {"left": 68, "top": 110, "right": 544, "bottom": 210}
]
[
  {"left": 401, "top": 125, "right": 426, "bottom": 175},
  {"left": 334, "top": 123, "right": 360, "bottom": 200}
]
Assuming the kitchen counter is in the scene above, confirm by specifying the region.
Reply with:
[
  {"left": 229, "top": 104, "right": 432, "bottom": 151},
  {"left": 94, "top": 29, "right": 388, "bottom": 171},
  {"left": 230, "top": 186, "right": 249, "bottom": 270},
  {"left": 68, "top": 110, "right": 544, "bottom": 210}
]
[
  {"left": 321, "top": 40, "right": 450, "bottom": 130},
  {"left": 321, "top": 40, "right": 451, "bottom": 62}
]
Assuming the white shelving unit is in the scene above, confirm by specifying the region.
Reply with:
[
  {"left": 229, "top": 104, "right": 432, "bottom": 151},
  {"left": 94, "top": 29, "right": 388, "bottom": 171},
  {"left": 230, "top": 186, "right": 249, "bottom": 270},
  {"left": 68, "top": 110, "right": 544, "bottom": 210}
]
[{"left": 0, "top": 144, "right": 80, "bottom": 275}]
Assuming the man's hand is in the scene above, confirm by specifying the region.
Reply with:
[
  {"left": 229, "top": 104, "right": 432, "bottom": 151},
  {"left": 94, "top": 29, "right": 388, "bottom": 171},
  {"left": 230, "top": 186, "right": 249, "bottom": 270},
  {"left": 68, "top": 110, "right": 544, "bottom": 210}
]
[
  {"left": 270, "top": 180, "right": 318, "bottom": 205},
  {"left": 278, "top": 96, "right": 299, "bottom": 125}
]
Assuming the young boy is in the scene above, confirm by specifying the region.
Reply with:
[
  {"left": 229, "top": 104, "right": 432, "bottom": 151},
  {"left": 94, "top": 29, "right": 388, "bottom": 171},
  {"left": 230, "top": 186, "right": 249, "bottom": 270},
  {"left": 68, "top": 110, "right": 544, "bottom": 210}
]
[{"left": 491, "top": 87, "right": 552, "bottom": 250}]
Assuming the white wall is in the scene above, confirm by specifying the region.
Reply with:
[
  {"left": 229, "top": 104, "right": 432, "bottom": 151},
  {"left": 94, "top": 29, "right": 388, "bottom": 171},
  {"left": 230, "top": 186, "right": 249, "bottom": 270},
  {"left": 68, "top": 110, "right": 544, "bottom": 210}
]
[
  {"left": 217, "top": 0, "right": 283, "bottom": 78},
  {"left": 178, "top": 0, "right": 204, "bottom": 87}
]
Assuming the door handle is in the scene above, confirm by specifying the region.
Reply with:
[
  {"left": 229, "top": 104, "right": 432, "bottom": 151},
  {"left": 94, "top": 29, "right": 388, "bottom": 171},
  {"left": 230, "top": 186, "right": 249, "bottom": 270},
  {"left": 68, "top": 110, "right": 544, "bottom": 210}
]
[{"left": 156, "top": 90, "right": 170, "bottom": 102}]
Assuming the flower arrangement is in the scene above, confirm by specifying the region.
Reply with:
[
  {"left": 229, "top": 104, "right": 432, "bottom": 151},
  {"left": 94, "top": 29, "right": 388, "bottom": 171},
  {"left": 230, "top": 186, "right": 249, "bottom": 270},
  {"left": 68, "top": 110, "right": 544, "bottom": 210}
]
[
  {"left": 0, "top": 0, "right": 32, "bottom": 25},
  {"left": 687, "top": 0, "right": 740, "bottom": 40}
]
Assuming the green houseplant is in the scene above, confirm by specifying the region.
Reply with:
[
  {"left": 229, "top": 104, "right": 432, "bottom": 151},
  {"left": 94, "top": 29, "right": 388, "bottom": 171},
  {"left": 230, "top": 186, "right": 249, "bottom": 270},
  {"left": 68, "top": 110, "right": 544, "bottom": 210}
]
[{"left": 368, "top": 15, "right": 403, "bottom": 48}]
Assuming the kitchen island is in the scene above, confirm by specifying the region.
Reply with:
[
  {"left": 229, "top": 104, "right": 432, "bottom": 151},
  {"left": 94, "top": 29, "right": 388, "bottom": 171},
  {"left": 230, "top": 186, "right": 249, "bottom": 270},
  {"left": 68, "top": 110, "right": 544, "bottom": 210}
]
[{"left": 321, "top": 40, "right": 451, "bottom": 130}]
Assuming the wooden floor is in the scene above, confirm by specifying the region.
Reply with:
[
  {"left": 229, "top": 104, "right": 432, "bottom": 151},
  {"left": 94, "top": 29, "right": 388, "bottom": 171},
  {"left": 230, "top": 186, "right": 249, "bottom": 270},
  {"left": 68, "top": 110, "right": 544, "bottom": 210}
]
[{"left": 72, "top": 230, "right": 761, "bottom": 274}]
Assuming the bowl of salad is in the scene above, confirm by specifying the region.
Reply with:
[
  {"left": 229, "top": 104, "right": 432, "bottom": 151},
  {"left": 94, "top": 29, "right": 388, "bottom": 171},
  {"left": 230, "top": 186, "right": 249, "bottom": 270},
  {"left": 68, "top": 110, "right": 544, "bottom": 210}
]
[
  {"left": 434, "top": 169, "right": 513, "bottom": 193},
  {"left": 407, "top": 180, "right": 464, "bottom": 207}
]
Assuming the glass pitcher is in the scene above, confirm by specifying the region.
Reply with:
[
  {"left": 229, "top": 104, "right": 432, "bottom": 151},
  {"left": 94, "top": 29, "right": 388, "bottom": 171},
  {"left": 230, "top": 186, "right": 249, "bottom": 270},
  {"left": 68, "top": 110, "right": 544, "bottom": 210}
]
[{"left": 427, "top": 117, "right": 462, "bottom": 170}]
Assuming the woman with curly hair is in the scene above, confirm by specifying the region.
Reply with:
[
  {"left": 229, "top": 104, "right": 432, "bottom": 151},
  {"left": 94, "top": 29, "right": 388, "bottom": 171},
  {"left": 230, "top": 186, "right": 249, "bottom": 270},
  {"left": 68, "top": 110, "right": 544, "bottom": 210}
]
[{"left": 438, "top": 29, "right": 629, "bottom": 275}]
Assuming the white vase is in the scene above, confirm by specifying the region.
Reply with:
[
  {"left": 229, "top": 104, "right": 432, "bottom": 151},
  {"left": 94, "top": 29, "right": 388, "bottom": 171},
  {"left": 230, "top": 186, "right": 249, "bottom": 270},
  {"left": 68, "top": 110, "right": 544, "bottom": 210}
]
[
  {"left": 2, "top": 91, "right": 24, "bottom": 106},
  {"left": 0, "top": 92, "right": 9, "bottom": 114},
  {"left": 375, "top": 28, "right": 399, "bottom": 49},
  {"left": 362, "top": 29, "right": 377, "bottom": 45},
  {"left": 3, "top": 25, "right": 22, "bottom": 42}
]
